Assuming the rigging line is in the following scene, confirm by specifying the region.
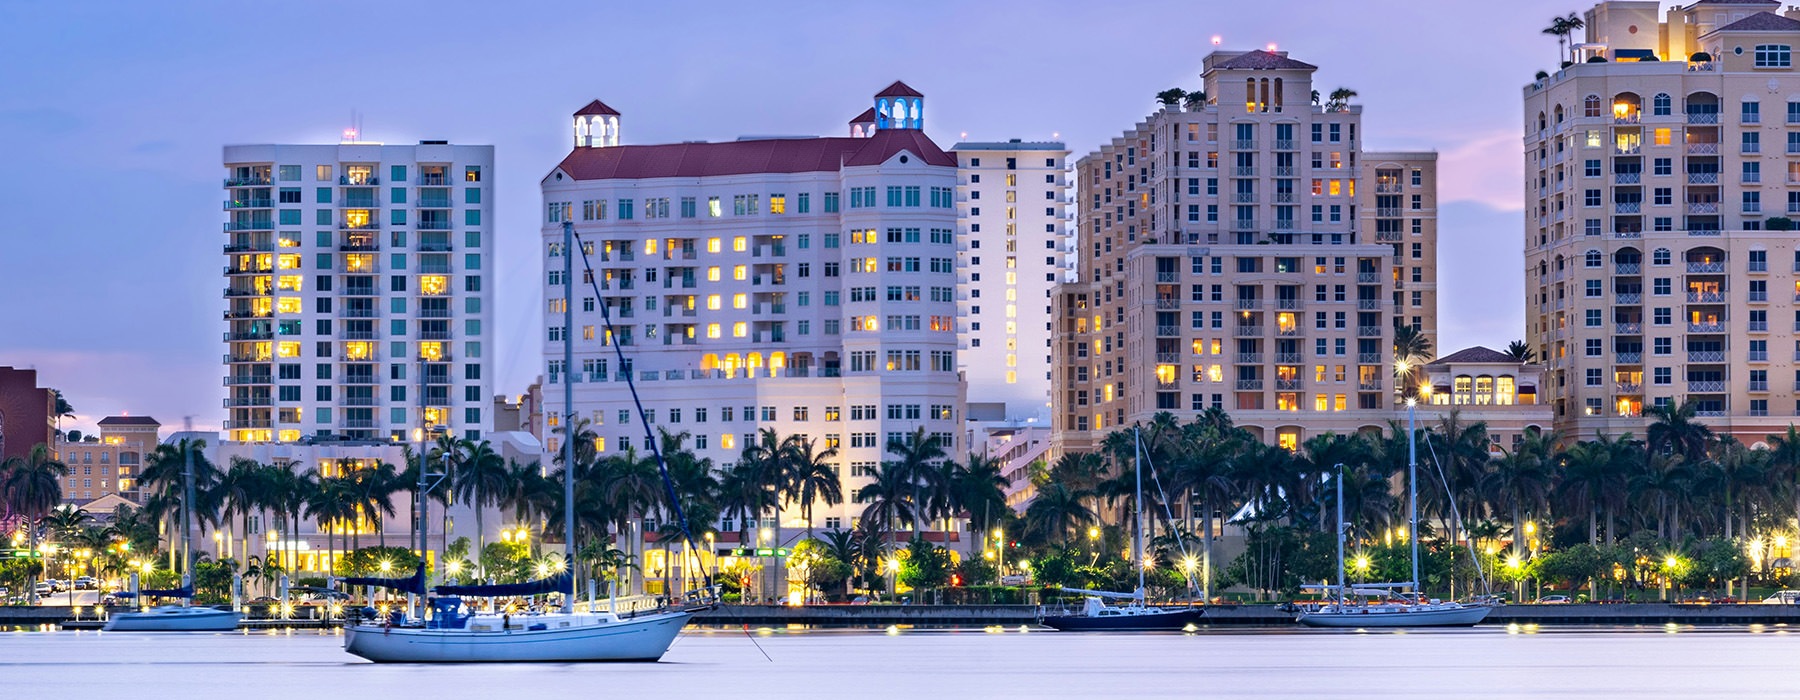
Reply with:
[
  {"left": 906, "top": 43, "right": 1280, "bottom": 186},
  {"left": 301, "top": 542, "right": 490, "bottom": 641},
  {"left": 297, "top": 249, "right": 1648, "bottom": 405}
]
[
  {"left": 571, "top": 233, "right": 716, "bottom": 598},
  {"left": 741, "top": 623, "right": 774, "bottom": 662},
  {"left": 1135, "top": 441, "right": 1201, "bottom": 596},
  {"left": 1420, "top": 433, "right": 1492, "bottom": 594}
]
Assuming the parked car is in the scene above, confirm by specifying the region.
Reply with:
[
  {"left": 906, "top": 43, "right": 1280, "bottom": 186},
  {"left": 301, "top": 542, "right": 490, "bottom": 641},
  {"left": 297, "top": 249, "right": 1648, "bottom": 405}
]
[
  {"left": 1761, "top": 590, "right": 1800, "bottom": 605},
  {"left": 1534, "top": 595, "right": 1571, "bottom": 604},
  {"left": 74, "top": 576, "right": 97, "bottom": 590},
  {"left": 33, "top": 582, "right": 54, "bottom": 596}
]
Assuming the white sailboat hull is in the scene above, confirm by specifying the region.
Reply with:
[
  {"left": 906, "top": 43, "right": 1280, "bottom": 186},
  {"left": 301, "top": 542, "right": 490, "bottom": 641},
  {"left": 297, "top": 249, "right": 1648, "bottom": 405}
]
[
  {"left": 103, "top": 606, "right": 244, "bottom": 632},
  {"left": 1296, "top": 604, "right": 1491, "bottom": 628},
  {"left": 343, "top": 610, "right": 692, "bottom": 663}
]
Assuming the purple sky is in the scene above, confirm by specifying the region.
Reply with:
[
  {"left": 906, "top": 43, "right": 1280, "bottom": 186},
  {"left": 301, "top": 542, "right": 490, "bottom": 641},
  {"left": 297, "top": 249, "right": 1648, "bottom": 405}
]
[{"left": 0, "top": 0, "right": 1594, "bottom": 434}]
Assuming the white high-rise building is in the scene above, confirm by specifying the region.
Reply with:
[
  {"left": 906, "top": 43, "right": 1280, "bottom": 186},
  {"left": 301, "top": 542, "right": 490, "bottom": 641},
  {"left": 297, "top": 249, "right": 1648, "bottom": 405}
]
[
  {"left": 540, "top": 84, "right": 966, "bottom": 537},
  {"left": 221, "top": 139, "right": 496, "bottom": 444},
  {"left": 952, "top": 140, "right": 1071, "bottom": 423}
]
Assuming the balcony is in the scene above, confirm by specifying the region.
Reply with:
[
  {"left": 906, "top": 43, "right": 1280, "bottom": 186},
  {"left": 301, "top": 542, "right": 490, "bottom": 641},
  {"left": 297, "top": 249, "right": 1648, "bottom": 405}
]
[
  {"left": 223, "top": 199, "right": 272, "bottom": 210},
  {"left": 1751, "top": 349, "right": 1769, "bottom": 361},
  {"left": 417, "top": 197, "right": 452, "bottom": 209},
  {"left": 1276, "top": 298, "right": 1301, "bottom": 310},
  {"left": 1751, "top": 380, "right": 1770, "bottom": 392},
  {"left": 341, "top": 419, "right": 376, "bottom": 429},
  {"left": 1613, "top": 173, "right": 1640, "bottom": 185},
  {"left": 1744, "top": 203, "right": 1763, "bottom": 214},
  {"left": 223, "top": 287, "right": 267, "bottom": 297},
  {"left": 341, "top": 197, "right": 379, "bottom": 208},
  {"left": 338, "top": 221, "right": 380, "bottom": 231},
  {"left": 1614, "top": 202, "right": 1641, "bottom": 214},
  {"left": 1616, "top": 352, "right": 1643, "bottom": 364},
  {"left": 338, "top": 176, "right": 380, "bottom": 186},
  {"left": 1357, "top": 299, "right": 1381, "bottom": 310},
  {"left": 1376, "top": 207, "right": 1403, "bottom": 217},
  {"left": 1357, "top": 272, "right": 1379, "bottom": 283},
  {"left": 1272, "top": 378, "right": 1301, "bottom": 391},
  {"left": 222, "top": 375, "right": 272, "bottom": 386},
  {"left": 339, "top": 396, "right": 379, "bottom": 407},
  {"left": 224, "top": 330, "right": 272, "bottom": 341},
  {"left": 1274, "top": 139, "right": 1296, "bottom": 151},
  {"left": 1685, "top": 261, "right": 1725, "bottom": 273},
  {"left": 1232, "top": 192, "right": 1258, "bottom": 204},
  {"left": 1686, "top": 112, "right": 1719, "bottom": 125},
  {"left": 1234, "top": 325, "right": 1263, "bottom": 337},
  {"left": 418, "top": 221, "right": 453, "bottom": 230},
  {"left": 1615, "top": 383, "right": 1642, "bottom": 395},
  {"left": 1156, "top": 325, "right": 1180, "bottom": 337},
  {"left": 1235, "top": 379, "right": 1264, "bottom": 391},
  {"left": 1156, "top": 272, "right": 1179, "bottom": 283},
  {"left": 1275, "top": 326, "right": 1301, "bottom": 337},
  {"left": 419, "top": 174, "right": 448, "bottom": 186},
  {"left": 337, "top": 307, "right": 378, "bottom": 318},
  {"left": 1270, "top": 353, "right": 1299, "bottom": 364},
  {"left": 1232, "top": 167, "right": 1257, "bottom": 177},
  {"left": 1375, "top": 183, "right": 1403, "bottom": 194},
  {"left": 1155, "top": 298, "right": 1181, "bottom": 310},
  {"left": 1615, "top": 322, "right": 1642, "bottom": 334},
  {"left": 1750, "top": 320, "right": 1769, "bottom": 331},
  {"left": 1687, "top": 350, "right": 1725, "bottom": 362},
  {"left": 223, "top": 176, "right": 271, "bottom": 187},
  {"left": 1357, "top": 326, "right": 1382, "bottom": 337},
  {"left": 1615, "top": 293, "right": 1642, "bottom": 304},
  {"left": 1687, "top": 322, "right": 1726, "bottom": 333},
  {"left": 222, "top": 309, "right": 270, "bottom": 320},
  {"left": 225, "top": 419, "right": 272, "bottom": 429},
  {"left": 1359, "top": 380, "right": 1383, "bottom": 391},
  {"left": 339, "top": 239, "right": 380, "bottom": 252},
  {"left": 1358, "top": 353, "right": 1381, "bottom": 364},
  {"left": 1686, "top": 291, "right": 1726, "bottom": 303},
  {"left": 223, "top": 221, "right": 274, "bottom": 232},
  {"left": 1685, "top": 173, "right": 1719, "bottom": 185},
  {"left": 1614, "top": 144, "right": 1640, "bottom": 156},
  {"left": 418, "top": 307, "right": 452, "bottom": 319},
  {"left": 1687, "top": 380, "right": 1725, "bottom": 392},
  {"left": 1156, "top": 353, "right": 1181, "bottom": 363},
  {"left": 338, "top": 330, "right": 377, "bottom": 340},
  {"left": 1615, "top": 263, "right": 1641, "bottom": 275},
  {"left": 1236, "top": 299, "right": 1261, "bottom": 310},
  {"left": 1375, "top": 232, "right": 1402, "bottom": 243},
  {"left": 222, "top": 397, "right": 271, "bottom": 407},
  {"left": 1234, "top": 353, "right": 1263, "bottom": 364},
  {"left": 1232, "top": 139, "right": 1257, "bottom": 150},
  {"left": 1272, "top": 166, "right": 1297, "bottom": 177}
]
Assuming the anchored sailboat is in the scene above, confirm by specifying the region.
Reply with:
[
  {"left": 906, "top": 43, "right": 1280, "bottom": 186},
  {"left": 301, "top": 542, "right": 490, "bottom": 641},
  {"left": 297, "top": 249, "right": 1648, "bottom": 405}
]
[
  {"left": 106, "top": 424, "right": 243, "bottom": 632},
  {"left": 1041, "top": 427, "right": 1203, "bottom": 631},
  {"left": 1294, "top": 402, "right": 1491, "bottom": 628},
  {"left": 342, "top": 221, "right": 708, "bottom": 663}
]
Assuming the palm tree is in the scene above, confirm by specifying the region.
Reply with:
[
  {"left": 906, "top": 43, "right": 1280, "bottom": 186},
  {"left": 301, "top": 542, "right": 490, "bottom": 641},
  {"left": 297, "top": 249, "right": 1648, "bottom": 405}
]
[
  {"left": 350, "top": 459, "right": 400, "bottom": 549},
  {"left": 213, "top": 457, "right": 266, "bottom": 562},
  {"left": 1768, "top": 426, "right": 1800, "bottom": 534},
  {"left": 1023, "top": 482, "right": 1097, "bottom": 545},
  {"left": 306, "top": 473, "right": 357, "bottom": 576},
  {"left": 883, "top": 427, "right": 947, "bottom": 536},
  {"left": 787, "top": 437, "right": 843, "bottom": 540},
  {"left": 453, "top": 440, "right": 508, "bottom": 576},
  {"left": 1393, "top": 325, "right": 1434, "bottom": 399},
  {"left": 854, "top": 461, "right": 916, "bottom": 547},
  {"left": 948, "top": 453, "right": 1010, "bottom": 558},
  {"left": 1503, "top": 340, "right": 1536, "bottom": 363},
  {"left": 1647, "top": 399, "right": 1714, "bottom": 462},
  {"left": 1155, "top": 88, "right": 1186, "bottom": 108},
  {"left": 1183, "top": 90, "right": 1208, "bottom": 111},
  {"left": 1488, "top": 428, "right": 1556, "bottom": 558},
  {"left": 1325, "top": 87, "right": 1358, "bottom": 111},
  {"left": 3, "top": 443, "right": 67, "bottom": 599},
  {"left": 41, "top": 504, "right": 93, "bottom": 543},
  {"left": 1543, "top": 16, "right": 1572, "bottom": 65}
]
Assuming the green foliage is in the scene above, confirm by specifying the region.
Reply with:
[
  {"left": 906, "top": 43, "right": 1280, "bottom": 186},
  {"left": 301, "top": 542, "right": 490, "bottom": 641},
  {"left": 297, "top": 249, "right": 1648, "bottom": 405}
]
[
  {"left": 1678, "top": 538, "right": 1752, "bottom": 591},
  {"left": 790, "top": 538, "right": 852, "bottom": 598},
  {"left": 1766, "top": 217, "right": 1794, "bottom": 231},
  {"left": 333, "top": 546, "right": 422, "bottom": 577},
  {"left": 192, "top": 558, "right": 236, "bottom": 603},
  {"left": 897, "top": 538, "right": 953, "bottom": 593},
  {"left": 953, "top": 557, "right": 997, "bottom": 587}
]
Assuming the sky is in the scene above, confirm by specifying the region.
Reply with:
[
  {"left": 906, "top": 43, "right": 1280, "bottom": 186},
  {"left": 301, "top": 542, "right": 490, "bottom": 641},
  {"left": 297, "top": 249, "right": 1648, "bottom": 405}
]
[{"left": 0, "top": 0, "right": 1602, "bottom": 434}]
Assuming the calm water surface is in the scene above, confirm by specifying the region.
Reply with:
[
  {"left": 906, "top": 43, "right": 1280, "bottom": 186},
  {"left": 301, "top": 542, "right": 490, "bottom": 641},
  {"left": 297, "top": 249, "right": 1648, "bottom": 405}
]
[{"left": 3, "top": 625, "right": 1795, "bottom": 698}]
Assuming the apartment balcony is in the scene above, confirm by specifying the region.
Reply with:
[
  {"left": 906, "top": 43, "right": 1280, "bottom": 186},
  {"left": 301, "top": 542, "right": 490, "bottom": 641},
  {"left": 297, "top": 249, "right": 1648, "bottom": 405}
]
[
  {"left": 1615, "top": 322, "right": 1642, "bottom": 334},
  {"left": 1234, "top": 325, "right": 1263, "bottom": 337},
  {"left": 1375, "top": 183, "right": 1404, "bottom": 194},
  {"left": 1686, "top": 173, "right": 1719, "bottom": 185},
  {"left": 1358, "top": 380, "right": 1383, "bottom": 391},
  {"left": 339, "top": 240, "right": 380, "bottom": 252},
  {"left": 418, "top": 307, "right": 452, "bottom": 319},
  {"left": 1155, "top": 352, "right": 1181, "bottom": 363},
  {"left": 1357, "top": 299, "right": 1381, "bottom": 310},
  {"left": 1235, "top": 353, "right": 1263, "bottom": 364},
  {"left": 1232, "top": 192, "right": 1258, "bottom": 204},
  {"left": 1273, "top": 193, "right": 1296, "bottom": 204},
  {"left": 1358, "top": 353, "right": 1381, "bottom": 364},
  {"left": 1357, "top": 272, "right": 1379, "bottom": 283},
  {"left": 338, "top": 221, "right": 380, "bottom": 231},
  {"left": 336, "top": 307, "right": 379, "bottom": 319},
  {"left": 1614, "top": 202, "right": 1641, "bottom": 214},
  {"left": 1750, "top": 320, "right": 1769, "bottom": 332},
  {"left": 1155, "top": 272, "right": 1178, "bottom": 283},
  {"left": 1744, "top": 203, "right": 1763, "bottom": 214},
  {"left": 1687, "top": 380, "right": 1725, "bottom": 392},
  {"left": 338, "top": 176, "right": 380, "bottom": 186},
  {"left": 1751, "top": 349, "right": 1769, "bottom": 361},
  {"left": 222, "top": 397, "right": 271, "bottom": 408},
  {"left": 225, "top": 419, "right": 272, "bottom": 429},
  {"left": 1276, "top": 298, "right": 1301, "bottom": 310},
  {"left": 1743, "top": 143, "right": 1763, "bottom": 155},
  {"left": 338, "top": 396, "right": 379, "bottom": 407},
  {"left": 1686, "top": 261, "right": 1725, "bottom": 273},
  {"left": 222, "top": 375, "right": 272, "bottom": 386},
  {"left": 1235, "top": 379, "right": 1264, "bottom": 391},
  {"left": 223, "top": 330, "right": 272, "bottom": 341},
  {"left": 1615, "top": 292, "right": 1642, "bottom": 304},
  {"left": 418, "top": 174, "right": 448, "bottom": 186},
  {"left": 1275, "top": 326, "right": 1301, "bottom": 337},
  {"left": 1743, "top": 173, "right": 1763, "bottom": 184},
  {"left": 223, "top": 199, "right": 272, "bottom": 210},
  {"left": 1687, "top": 350, "right": 1725, "bottom": 362},
  {"left": 1686, "top": 112, "right": 1719, "bottom": 125},
  {"left": 341, "top": 197, "right": 379, "bottom": 208},
  {"left": 1376, "top": 207, "right": 1403, "bottom": 217},
  {"left": 1687, "top": 322, "right": 1726, "bottom": 333},
  {"left": 1232, "top": 167, "right": 1257, "bottom": 177},
  {"left": 1232, "top": 139, "right": 1257, "bottom": 150},
  {"left": 417, "top": 197, "right": 452, "bottom": 209},
  {"left": 341, "top": 419, "right": 376, "bottom": 429},
  {"left": 1613, "top": 173, "right": 1641, "bottom": 185},
  {"left": 1272, "top": 166, "right": 1297, "bottom": 177},
  {"left": 222, "top": 309, "right": 270, "bottom": 320},
  {"left": 1357, "top": 326, "right": 1382, "bottom": 337},
  {"left": 1615, "top": 383, "right": 1642, "bottom": 395},
  {"left": 1615, "top": 263, "right": 1641, "bottom": 275},
  {"left": 418, "top": 221, "right": 453, "bottom": 230},
  {"left": 1155, "top": 298, "right": 1181, "bottom": 310},
  {"left": 1274, "top": 139, "right": 1297, "bottom": 150},
  {"left": 340, "top": 285, "right": 379, "bottom": 297},
  {"left": 1236, "top": 299, "right": 1261, "bottom": 310},
  {"left": 223, "top": 221, "right": 274, "bottom": 232},
  {"left": 1614, "top": 144, "right": 1641, "bottom": 156},
  {"left": 1686, "top": 291, "right": 1726, "bottom": 303},
  {"left": 1375, "top": 232, "right": 1402, "bottom": 243},
  {"left": 338, "top": 330, "right": 377, "bottom": 340},
  {"left": 222, "top": 287, "right": 268, "bottom": 297},
  {"left": 223, "top": 176, "right": 271, "bottom": 187},
  {"left": 1156, "top": 325, "right": 1181, "bottom": 337},
  {"left": 1616, "top": 352, "right": 1643, "bottom": 364},
  {"left": 1751, "top": 380, "right": 1770, "bottom": 392}
]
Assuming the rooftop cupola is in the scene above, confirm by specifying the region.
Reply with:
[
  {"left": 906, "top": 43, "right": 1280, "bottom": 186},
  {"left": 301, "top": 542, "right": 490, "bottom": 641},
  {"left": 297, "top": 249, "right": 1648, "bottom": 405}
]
[{"left": 573, "top": 100, "right": 621, "bottom": 148}]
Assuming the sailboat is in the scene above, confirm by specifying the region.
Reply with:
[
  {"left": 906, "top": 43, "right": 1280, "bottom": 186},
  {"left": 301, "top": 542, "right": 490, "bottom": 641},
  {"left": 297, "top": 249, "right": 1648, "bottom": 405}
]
[
  {"left": 1294, "top": 401, "right": 1491, "bottom": 628},
  {"left": 106, "top": 424, "right": 244, "bottom": 632},
  {"left": 342, "top": 220, "right": 707, "bottom": 663},
  {"left": 1041, "top": 428, "right": 1203, "bottom": 631}
]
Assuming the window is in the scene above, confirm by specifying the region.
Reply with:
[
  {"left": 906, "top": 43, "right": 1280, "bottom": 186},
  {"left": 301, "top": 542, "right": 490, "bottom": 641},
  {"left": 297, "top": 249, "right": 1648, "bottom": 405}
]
[
  {"left": 1653, "top": 93, "right": 1671, "bottom": 115},
  {"left": 1756, "top": 44, "right": 1792, "bottom": 68}
]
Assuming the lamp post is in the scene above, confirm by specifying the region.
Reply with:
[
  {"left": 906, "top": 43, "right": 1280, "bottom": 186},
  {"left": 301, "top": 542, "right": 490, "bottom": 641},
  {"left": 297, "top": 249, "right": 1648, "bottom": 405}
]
[{"left": 994, "top": 528, "right": 1005, "bottom": 581}]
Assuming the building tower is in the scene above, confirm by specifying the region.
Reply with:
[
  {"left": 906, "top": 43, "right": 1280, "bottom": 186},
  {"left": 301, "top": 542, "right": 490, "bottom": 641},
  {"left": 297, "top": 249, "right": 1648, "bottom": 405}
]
[{"left": 574, "top": 100, "right": 621, "bottom": 148}]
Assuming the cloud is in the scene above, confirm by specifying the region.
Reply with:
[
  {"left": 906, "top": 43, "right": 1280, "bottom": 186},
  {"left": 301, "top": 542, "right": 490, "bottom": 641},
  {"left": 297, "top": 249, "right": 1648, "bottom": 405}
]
[{"left": 1437, "top": 128, "right": 1526, "bottom": 212}]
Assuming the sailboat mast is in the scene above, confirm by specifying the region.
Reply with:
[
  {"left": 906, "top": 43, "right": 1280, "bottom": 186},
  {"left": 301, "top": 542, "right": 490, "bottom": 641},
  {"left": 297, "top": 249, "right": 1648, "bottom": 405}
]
[
  {"left": 182, "top": 417, "right": 195, "bottom": 590},
  {"left": 562, "top": 220, "right": 577, "bottom": 614},
  {"left": 1134, "top": 427, "right": 1144, "bottom": 598},
  {"left": 1408, "top": 398, "right": 1419, "bottom": 592}
]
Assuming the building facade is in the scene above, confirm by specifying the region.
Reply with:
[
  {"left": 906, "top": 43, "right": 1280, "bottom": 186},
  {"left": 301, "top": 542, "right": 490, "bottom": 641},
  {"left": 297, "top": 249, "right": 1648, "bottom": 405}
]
[
  {"left": 1523, "top": 1, "right": 1800, "bottom": 442},
  {"left": 951, "top": 140, "right": 1071, "bottom": 423},
  {"left": 1418, "top": 347, "right": 1553, "bottom": 452},
  {"left": 540, "top": 84, "right": 966, "bottom": 537},
  {"left": 56, "top": 415, "right": 160, "bottom": 503},
  {"left": 0, "top": 366, "right": 53, "bottom": 462},
  {"left": 221, "top": 140, "right": 495, "bottom": 445},
  {"left": 1053, "top": 49, "right": 1440, "bottom": 455}
]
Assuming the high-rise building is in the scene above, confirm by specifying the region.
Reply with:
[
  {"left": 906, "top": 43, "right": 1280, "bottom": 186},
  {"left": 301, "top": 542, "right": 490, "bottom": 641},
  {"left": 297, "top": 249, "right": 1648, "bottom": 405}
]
[
  {"left": 1053, "top": 49, "right": 1439, "bottom": 454},
  {"left": 1523, "top": 1, "right": 1800, "bottom": 441},
  {"left": 540, "top": 84, "right": 965, "bottom": 536},
  {"left": 221, "top": 139, "right": 495, "bottom": 444},
  {"left": 951, "top": 139, "right": 1072, "bottom": 423},
  {"left": 55, "top": 416, "right": 160, "bottom": 503}
]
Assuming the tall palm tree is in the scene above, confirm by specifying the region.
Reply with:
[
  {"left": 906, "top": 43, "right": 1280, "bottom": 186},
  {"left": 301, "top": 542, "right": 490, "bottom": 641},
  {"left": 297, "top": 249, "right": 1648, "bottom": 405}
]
[
  {"left": 213, "top": 457, "right": 266, "bottom": 562},
  {"left": 787, "top": 437, "right": 843, "bottom": 540},
  {"left": 1543, "top": 16, "right": 1572, "bottom": 64},
  {"left": 1155, "top": 88, "right": 1186, "bottom": 107},
  {"left": 883, "top": 427, "right": 947, "bottom": 536},
  {"left": 3, "top": 443, "right": 67, "bottom": 598},
  {"left": 1393, "top": 325, "right": 1434, "bottom": 399},
  {"left": 854, "top": 462, "right": 916, "bottom": 547},
  {"left": 1183, "top": 90, "right": 1207, "bottom": 111},
  {"left": 948, "top": 453, "right": 1010, "bottom": 558},
  {"left": 1326, "top": 87, "right": 1358, "bottom": 111},
  {"left": 1647, "top": 399, "right": 1714, "bottom": 462},
  {"left": 453, "top": 440, "right": 508, "bottom": 575},
  {"left": 351, "top": 459, "right": 401, "bottom": 549},
  {"left": 1488, "top": 428, "right": 1556, "bottom": 558},
  {"left": 306, "top": 473, "right": 357, "bottom": 575},
  {"left": 1023, "top": 482, "right": 1097, "bottom": 546},
  {"left": 1768, "top": 426, "right": 1800, "bottom": 533}
]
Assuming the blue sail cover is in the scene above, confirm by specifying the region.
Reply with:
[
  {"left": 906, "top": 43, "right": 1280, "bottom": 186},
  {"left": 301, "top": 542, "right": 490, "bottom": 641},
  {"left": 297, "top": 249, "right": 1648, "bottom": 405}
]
[
  {"left": 434, "top": 572, "right": 570, "bottom": 597},
  {"left": 340, "top": 564, "right": 426, "bottom": 595},
  {"left": 117, "top": 585, "right": 193, "bottom": 599}
]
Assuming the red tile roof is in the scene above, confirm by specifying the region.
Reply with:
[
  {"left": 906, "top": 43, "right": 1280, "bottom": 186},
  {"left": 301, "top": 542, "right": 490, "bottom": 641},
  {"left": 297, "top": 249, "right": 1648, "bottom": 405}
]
[
  {"left": 1213, "top": 50, "right": 1318, "bottom": 71},
  {"left": 554, "top": 129, "right": 953, "bottom": 180},
  {"left": 848, "top": 107, "right": 877, "bottom": 124},
  {"left": 875, "top": 80, "right": 923, "bottom": 98},
  {"left": 1429, "top": 346, "right": 1520, "bottom": 365},
  {"left": 573, "top": 99, "right": 621, "bottom": 117},
  {"left": 1714, "top": 11, "right": 1800, "bottom": 32},
  {"left": 98, "top": 416, "right": 161, "bottom": 426}
]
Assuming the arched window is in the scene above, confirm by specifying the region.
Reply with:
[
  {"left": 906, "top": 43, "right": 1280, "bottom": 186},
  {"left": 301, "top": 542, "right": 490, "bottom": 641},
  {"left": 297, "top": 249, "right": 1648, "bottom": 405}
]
[
  {"left": 1554, "top": 104, "right": 1564, "bottom": 123},
  {"left": 1453, "top": 375, "right": 1473, "bottom": 405},
  {"left": 1245, "top": 78, "right": 1257, "bottom": 113},
  {"left": 1585, "top": 250, "right": 1603, "bottom": 267},
  {"left": 1653, "top": 93, "right": 1671, "bottom": 115},
  {"left": 1652, "top": 248, "right": 1671, "bottom": 265},
  {"left": 1537, "top": 112, "right": 1547, "bottom": 131},
  {"left": 1495, "top": 376, "right": 1516, "bottom": 406},
  {"left": 1474, "top": 375, "right": 1494, "bottom": 405},
  {"left": 1584, "top": 95, "right": 1603, "bottom": 117}
]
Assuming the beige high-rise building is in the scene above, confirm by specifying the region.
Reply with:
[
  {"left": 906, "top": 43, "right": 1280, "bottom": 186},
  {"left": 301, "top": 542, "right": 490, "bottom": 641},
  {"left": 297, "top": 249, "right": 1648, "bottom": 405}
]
[
  {"left": 1053, "top": 49, "right": 1440, "bottom": 454},
  {"left": 1524, "top": 1, "right": 1800, "bottom": 442}
]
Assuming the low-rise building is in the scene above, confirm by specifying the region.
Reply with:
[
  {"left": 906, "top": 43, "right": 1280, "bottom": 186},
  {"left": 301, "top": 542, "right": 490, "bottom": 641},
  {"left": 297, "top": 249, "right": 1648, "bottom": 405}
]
[{"left": 1418, "top": 346, "right": 1553, "bottom": 451}]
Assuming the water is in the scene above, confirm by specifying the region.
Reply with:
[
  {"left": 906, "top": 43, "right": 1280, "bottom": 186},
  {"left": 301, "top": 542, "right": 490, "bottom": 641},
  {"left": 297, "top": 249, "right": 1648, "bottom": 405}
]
[{"left": 4, "top": 625, "right": 1796, "bottom": 698}]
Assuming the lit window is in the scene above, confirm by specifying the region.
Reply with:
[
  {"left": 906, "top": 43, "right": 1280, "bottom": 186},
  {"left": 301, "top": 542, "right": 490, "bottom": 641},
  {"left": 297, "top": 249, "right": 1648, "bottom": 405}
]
[
  {"left": 420, "top": 342, "right": 444, "bottom": 361},
  {"left": 733, "top": 322, "right": 747, "bottom": 337},
  {"left": 734, "top": 265, "right": 747, "bottom": 280},
  {"left": 707, "top": 323, "right": 721, "bottom": 338},
  {"left": 276, "top": 341, "right": 301, "bottom": 358},
  {"left": 733, "top": 237, "right": 747, "bottom": 252},
  {"left": 277, "top": 254, "right": 302, "bottom": 270},
  {"left": 733, "top": 293, "right": 747, "bottom": 309},
  {"left": 707, "top": 267, "right": 721, "bottom": 281},
  {"left": 707, "top": 238, "right": 721, "bottom": 253},
  {"left": 707, "top": 295, "right": 721, "bottom": 310},
  {"left": 275, "top": 297, "right": 302, "bottom": 314}
]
